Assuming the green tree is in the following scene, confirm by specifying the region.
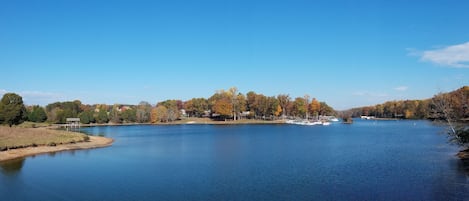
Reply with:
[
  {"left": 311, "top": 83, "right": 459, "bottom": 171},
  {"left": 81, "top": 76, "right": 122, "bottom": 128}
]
[
  {"left": 45, "top": 100, "right": 82, "bottom": 123},
  {"left": 292, "top": 97, "right": 307, "bottom": 118},
  {"left": 0, "top": 93, "right": 27, "bottom": 127},
  {"left": 95, "top": 109, "right": 109, "bottom": 124},
  {"left": 121, "top": 108, "right": 136, "bottom": 123},
  {"left": 27, "top": 105, "right": 47, "bottom": 123},
  {"left": 56, "top": 109, "right": 75, "bottom": 123},
  {"left": 79, "top": 110, "right": 95, "bottom": 124}
]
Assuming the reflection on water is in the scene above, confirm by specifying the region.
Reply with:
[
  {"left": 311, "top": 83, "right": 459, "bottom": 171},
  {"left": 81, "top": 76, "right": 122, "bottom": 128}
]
[
  {"left": 48, "top": 152, "right": 56, "bottom": 157},
  {"left": 80, "top": 126, "right": 108, "bottom": 137},
  {"left": 0, "top": 158, "right": 25, "bottom": 175},
  {"left": 457, "top": 157, "right": 469, "bottom": 175}
]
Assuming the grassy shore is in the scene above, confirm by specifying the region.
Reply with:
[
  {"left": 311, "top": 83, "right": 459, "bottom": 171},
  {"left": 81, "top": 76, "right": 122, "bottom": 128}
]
[
  {"left": 0, "top": 127, "right": 89, "bottom": 150},
  {"left": 0, "top": 126, "right": 113, "bottom": 162}
]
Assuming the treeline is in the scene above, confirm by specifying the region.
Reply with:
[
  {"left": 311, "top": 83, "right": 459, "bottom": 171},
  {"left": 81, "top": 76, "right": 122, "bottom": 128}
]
[
  {"left": 344, "top": 86, "right": 469, "bottom": 121},
  {"left": 1, "top": 87, "right": 336, "bottom": 125}
]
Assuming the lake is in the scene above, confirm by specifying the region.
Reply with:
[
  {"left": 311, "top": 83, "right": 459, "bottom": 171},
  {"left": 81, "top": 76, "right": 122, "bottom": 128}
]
[{"left": 1, "top": 120, "right": 469, "bottom": 201}]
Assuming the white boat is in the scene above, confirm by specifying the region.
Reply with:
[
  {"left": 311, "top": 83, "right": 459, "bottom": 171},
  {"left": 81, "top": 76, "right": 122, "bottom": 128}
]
[
  {"left": 360, "top": 116, "right": 375, "bottom": 120},
  {"left": 309, "top": 121, "right": 323, "bottom": 126},
  {"left": 329, "top": 118, "right": 339, "bottom": 122},
  {"left": 286, "top": 119, "right": 324, "bottom": 126}
]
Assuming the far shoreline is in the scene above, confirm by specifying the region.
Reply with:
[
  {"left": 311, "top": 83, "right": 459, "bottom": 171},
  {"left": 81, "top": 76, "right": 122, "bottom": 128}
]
[
  {"left": 77, "top": 117, "right": 434, "bottom": 128},
  {"left": 78, "top": 118, "right": 287, "bottom": 127}
]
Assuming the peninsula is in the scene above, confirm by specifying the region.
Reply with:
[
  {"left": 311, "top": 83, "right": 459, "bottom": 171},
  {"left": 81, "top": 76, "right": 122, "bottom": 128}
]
[{"left": 0, "top": 126, "right": 113, "bottom": 162}]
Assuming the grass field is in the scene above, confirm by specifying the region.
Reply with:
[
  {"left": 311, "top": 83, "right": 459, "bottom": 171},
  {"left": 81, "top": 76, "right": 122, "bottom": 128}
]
[
  {"left": 14, "top": 121, "right": 53, "bottom": 128},
  {"left": 0, "top": 126, "right": 88, "bottom": 151}
]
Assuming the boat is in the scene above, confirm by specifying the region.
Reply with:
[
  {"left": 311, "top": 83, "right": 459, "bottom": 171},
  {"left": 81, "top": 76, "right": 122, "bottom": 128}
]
[
  {"left": 286, "top": 119, "right": 326, "bottom": 126},
  {"left": 306, "top": 121, "right": 323, "bottom": 126},
  {"left": 360, "top": 116, "right": 375, "bottom": 120}
]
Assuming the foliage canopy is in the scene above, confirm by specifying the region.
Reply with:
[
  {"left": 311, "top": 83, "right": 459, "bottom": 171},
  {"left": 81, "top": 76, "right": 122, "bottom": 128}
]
[{"left": 0, "top": 93, "right": 27, "bottom": 127}]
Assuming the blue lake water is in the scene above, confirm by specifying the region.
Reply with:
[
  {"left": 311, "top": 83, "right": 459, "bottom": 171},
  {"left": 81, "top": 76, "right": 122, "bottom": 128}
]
[{"left": 1, "top": 120, "right": 469, "bottom": 201}]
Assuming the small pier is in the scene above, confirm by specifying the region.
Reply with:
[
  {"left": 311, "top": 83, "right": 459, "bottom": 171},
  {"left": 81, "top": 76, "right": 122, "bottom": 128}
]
[{"left": 65, "top": 118, "right": 81, "bottom": 131}]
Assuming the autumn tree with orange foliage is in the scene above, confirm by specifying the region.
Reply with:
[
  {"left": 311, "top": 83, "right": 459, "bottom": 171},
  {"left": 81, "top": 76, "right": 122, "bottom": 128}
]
[
  {"left": 151, "top": 105, "right": 168, "bottom": 123},
  {"left": 274, "top": 105, "right": 282, "bottom": 117},
  {"left": 184, "top": 98, "right": 209, "bottom": 118},
  {"left": 310, "top": 98, "right": 320, "bottom": 117},
  {"left": 212, "top": 98, "right": 233, "bottom": 119}
]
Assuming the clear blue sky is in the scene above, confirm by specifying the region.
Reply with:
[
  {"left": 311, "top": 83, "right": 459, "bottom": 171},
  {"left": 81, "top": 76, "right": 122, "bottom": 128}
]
[{"left": 1, "top": 0, "right": 468, "bottom": 110}]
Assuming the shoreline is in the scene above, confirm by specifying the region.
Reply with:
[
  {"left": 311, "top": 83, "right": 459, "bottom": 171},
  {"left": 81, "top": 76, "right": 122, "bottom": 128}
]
[
  {"left": 78, "top": 119, "right": 287, "bottom": 127},
  {"left": 458, "top": 149, "right": 469, "bottom": 160},
  {"left": 0, "top": 136, "right": 113, "bottom": 162}
]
